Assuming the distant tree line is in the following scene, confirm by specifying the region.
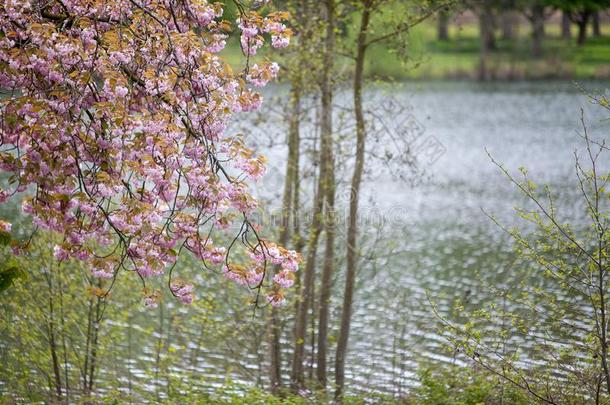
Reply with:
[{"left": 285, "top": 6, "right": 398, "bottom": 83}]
[{"left": 437, "top": 0, "right": 610, "bottom": 79}]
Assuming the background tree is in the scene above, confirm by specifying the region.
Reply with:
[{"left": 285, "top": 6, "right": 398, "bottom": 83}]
[
  {"left": 264, "top": 0, "right": 324, "bottom": 393},
  {"left": 562, "top": 10, "right": 572, "bottom": 38},
  {"left": 438, "top": 7, "right": 450, "bottom": 40},
  {"left": 333, "top": 0, "right": 455, "bottom": 399},
  {"left": 519, "top": 0, "right": 553, "bottom": 57},
  {"left": 548, "top": 0, "right": 610, "bottom": 44},
  {"left": 593, "top": 10, "right": 602, "bottom": 37},
  {"left": 290, "top": 0, "right": 337, "bottom": 392}
]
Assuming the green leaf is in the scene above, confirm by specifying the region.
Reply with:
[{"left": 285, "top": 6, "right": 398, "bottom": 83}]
[
  {"left": 0, "top": 231, "right": 10, "bottom": 246},
  {"left": 0, "top": 259, "right": 26, "bottom": 292}
]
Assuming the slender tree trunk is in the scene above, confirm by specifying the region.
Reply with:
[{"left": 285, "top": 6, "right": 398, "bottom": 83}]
[
  {"left": 154, "top": 300, "right": 164, "bottom": 401},
  {"left": 485, "top": 10, "right": 497, "bottom": 51},
  {"left": 501, "top": 11, "right": 517, "bottom": 40},
  {"left": 290, "top": 152, "right": 324, "bottom": 391},
  {"left": 86, "top": 294, "right": 101, "bottom": 396},
  {"left": 438, "top": 10, "right": 449, "bottom": 40},
  {"left": 164, "top": 314, "right": 174, "bottom": 397},
  {"left": 315, "top": 119, "right": 336, "bottom": 387},
  {"left": 593, "top": 11, "right": 601, "bottom": 37},
  {"left": 335, "top": 2, "right": 371, "bottom": 400},
  {"left": 314, "top": 0, "right": 337, "bottom": 385},
  {"left": 58, "top": 270, "right": 71, "bottom": 403},
  {"left": 83, "top": 297, "right": 93, "bottom": 394},
  {"left": 577, "top": 13, "right": 591, "bottom": 45},
  {"left": 531, "top": 3, "right": 545, "bottom": 57},
  {"left": 45, "top": 268, "right": 63, "bottom": 400},
  {"left": 269, "top": 84, "right": 301, "bottom": 394},
  {"left": 290, "top": 2, "right": 335, "bottom": 390},
  {"left": 128, "top": 316, "right": 133, "bottom": 398},
  {"left": 562, "top": 11, "right": 572, "bottom": 39},
  {"left": 478, "top": 3, "right": 493, "bottom": 81}
]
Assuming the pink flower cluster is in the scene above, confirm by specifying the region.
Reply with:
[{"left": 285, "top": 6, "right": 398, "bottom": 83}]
[
  {"left": 221, "top": 241, "right": 301, "bottom": 306},
  {"left": 238, "top": 11, "right": 292, "bottom": 56},
  {"left": 0, "top": 0, "right": 297, "bottom": 306},
  {"left": 170, "top": 281, "right": 195, "bottom": 305},
  {"left": 0, "top": 220, "right": 11, "bottom": 233},
  {"left": 246, "top": 62, "right": 280, "bottom": 88}
]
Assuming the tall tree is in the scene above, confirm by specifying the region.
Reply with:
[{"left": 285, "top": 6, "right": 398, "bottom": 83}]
[
  {"left": 438, "top": 9, "right": 450, "bottom": 40},
  {"left": 562, "top": 10, "right": 573, "bottom": 38},
  {"left": 334, "top": 0, "right": 455, "bottom": 398},
  {"left": 268, "top": 83, "right": 301, "bottom": 393},
  {"left": 315, "top": 25, "right": 337, "bottom": 389},
  {"left": 266, "top": 0, "right": 321, "bottom": 392},
  {"left": 593, "top": 10, "right": 601, "bottom": 37},
  {"left": 477, "top": 0, "right": 495, "bottom": 80},
  {"left": 290, "top": 0, "right": 336, "bottom": 391},
  {"left": 548, "top": 0, "right": 610, "bottom": 44},
  {"left": 315, "top": 0, "right": 337, "bottom": 386},
  {"left": 520, "top": 0, "right": 553, "bottom": 56}
]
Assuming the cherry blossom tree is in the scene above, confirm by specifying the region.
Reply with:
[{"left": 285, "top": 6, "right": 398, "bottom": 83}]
[{"left": 0, "top": 0, "right": 299, "bottom": 308}]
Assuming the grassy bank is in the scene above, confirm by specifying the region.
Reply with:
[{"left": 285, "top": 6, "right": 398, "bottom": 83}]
[
  {"left": 225, "top": 17, "right": 610, "bottom": 81},
  {"left": 364, "top": 21, "right": 610, "bottom": 80}
]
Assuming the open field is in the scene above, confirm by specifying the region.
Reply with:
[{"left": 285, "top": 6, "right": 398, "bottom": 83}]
[
  {"left": 366, "top": 20, "right": 610, "bottom": 80},
  {"left": 224, "top": 17, "right": 610, "bottom": 81}
]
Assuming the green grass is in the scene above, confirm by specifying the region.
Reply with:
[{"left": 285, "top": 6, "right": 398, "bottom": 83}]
[
  {"left": 220, "top": 18, "right": 610, "bottom": 81},
  {"left": 364, "top": 20, "right": 610, "bottom": 80}
]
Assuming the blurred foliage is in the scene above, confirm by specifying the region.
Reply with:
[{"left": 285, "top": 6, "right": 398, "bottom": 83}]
[
  {"left": 439, "top": 101, "right": 610, "bottom": 403},
  {"left": 413, "top": 365, "right": 530, "bottom": 405},
  {"left": 0, "top": 230, "right": 263, "bottom": 402}
]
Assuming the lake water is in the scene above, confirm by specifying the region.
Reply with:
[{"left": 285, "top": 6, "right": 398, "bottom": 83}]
[
  {"left": 2, "top": 80, "right": 610, "bottom": 399},
  {"left": 251, "top": 80, "right": 610, "bottom": 395}
]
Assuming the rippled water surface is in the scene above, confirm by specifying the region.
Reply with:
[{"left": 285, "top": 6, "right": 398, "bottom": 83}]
[
  {"left": 257, "top": 80, "right": 610, "bottom": 394},
  {"left": 3, "top": 81, "right": 610, "bottom": 399}
]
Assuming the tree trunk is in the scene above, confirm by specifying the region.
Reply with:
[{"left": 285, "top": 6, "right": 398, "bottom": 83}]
[
  {"left": 562, "top": 11, "right": 572, "bottom": 39},
  {"left": 314, "top": 0, "right": 336, "bottom": 388},
  {"left": 269, "top": 84, "right": 301, "bottom": 394},
  {"left": 289, "top": 121, "right": 323, "bottom": 392},
  {"left": 501, "top": 11, "right": 517, "bottom": 41},
  {"left": 315, "top": 92, "right": 337, "bottom": 388},
  {"left": 485, "top": 12, "right": 497, "bottom": 51},
  {"left": 83, "top": 297, "right": 93, "bottom": 394},
  {"left": 154, "top": 300, "right": 164, "bottom": 401},
  {"left": 478, "top": 3, "right": 493, "bottom": 81},
  {"left": 335, "top": 2, "right": 371, "bottom": 400},
  {"left": 87, "top": 298, "right": 101, "bottom": 396},
  {"left": 438, "top": 10, "right": 449, "bottom": 40},
  {"left": 290, "top": 0, "right": 335, "bottom": 391},
  {"left": 577, "top": 13, "right": 591, "bottom": 45},
  {"left": 593, "top": 11, "right": 601, "bottom": 37},
  {"left": 58, "top": 270, "right": 71, "bottom": 403},
  {"left": 531, "top": 3, "right": 545, "bottom": 57},
  {"left": 45, "top": 269, "right": 63, "bottom": 400}
]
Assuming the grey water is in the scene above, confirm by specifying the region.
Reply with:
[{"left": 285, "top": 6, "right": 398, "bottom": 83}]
[
  {"left": 251, "top": 80, "right": 610, "bottom": 395},
  {"left": 2, "top": 80, "right": 610, "bottom": 400}
]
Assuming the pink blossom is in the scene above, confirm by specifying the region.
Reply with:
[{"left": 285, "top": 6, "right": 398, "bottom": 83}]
[
  {"left": 273, "top": 270, "right": 295, "bottom": 288},
  {"left": 53, "top": 245, "right": 69, "bottom": 261},
  {"left": 170, "top": 281, "right": 195, "bottom": 305},
  {"left": 144, "top": 296, "right": 158, "bottom": 309},
  {"left": 266, "top": 292, "right": 286, "bottom": 307},
  {"left": 0, "top": 220, "right": 11, "bottom": 233},
  {"left": 0, "top": 0, "right": 294, "bottom": 308}
]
